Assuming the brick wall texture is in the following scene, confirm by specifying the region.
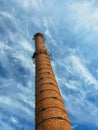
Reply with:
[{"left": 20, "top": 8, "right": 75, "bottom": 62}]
[{"left": 33, "top": 33, "right": 72, "bottom": 130}]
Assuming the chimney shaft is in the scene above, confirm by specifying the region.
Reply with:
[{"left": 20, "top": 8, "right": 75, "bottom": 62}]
[{"left": 33, "top": 32, "right": 72, "bottom": 130}]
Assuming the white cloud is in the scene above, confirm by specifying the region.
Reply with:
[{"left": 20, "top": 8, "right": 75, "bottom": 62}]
[
  {"left": 32, "top": 16, "right": 42, "bottom": 28},
  {"left": 0, "top": 95, "right": 34, "bottom": 119},
  {"left": 68, "top": 1, "right": 98, "bottom": 33},
  {"left": 20, "top": 39, "right": 33, "bottom": 52},
  {"left": 11, "top": 116, "right": 18, "bottom": 124},
  {"left": 19, "top": 94, "right": 35, "bottom": 107},
  {"left": 14, "top": 0, "right": 40, "bottom": 11},
  {"left": 0, "top": 11, "right": 13, "bottom": 18},
  {"left": 16, "top": 0, "right": 37, "bottom": 7},
  {"left": 70, "top": 55, "right": 98, "bottom": 88},
  {"left": 45, "top": 29, "right": 57, "bottom": 46},
  {"left": 0, "top": 121, "right": 13, "bottom": 130},
  {"left": 0, "top": 76, "right": 35, "bottom": 121},
  {"left": 96, "top": 69, "right": 98, "bottom": 76},
  {"left": 0, "top": 41, "right": 11, "bottom": 51},
  {"left": 62, "top": 54, "right": 98, "bottom": 89},
  {"left": 58, "top": 54, "right": 98, "bottom": 126}
]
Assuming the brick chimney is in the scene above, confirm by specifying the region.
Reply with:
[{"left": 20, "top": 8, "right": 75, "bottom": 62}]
[{"left": 32, "top": 32, "right": 72, "bottom": 130}]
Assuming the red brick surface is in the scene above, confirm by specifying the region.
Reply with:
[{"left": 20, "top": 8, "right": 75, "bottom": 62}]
[
  {"left": 37, "top": 119, "right": 72, "bottom": 130},
  {"left": 36, "top": 97, "right": 65, "bottom": 112},
  {"left": 34, "top": 33, "right": 72, "bottom": 130}
]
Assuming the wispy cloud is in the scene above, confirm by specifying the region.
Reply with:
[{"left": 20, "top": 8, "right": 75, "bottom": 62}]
[
  {"left": 70, "top": 55, "right": 98, "bottom": 88},
  {"left": 56, "top": 54, "right": 98, "bottom": 126},
  {"left": 0, "top": 120, "right": 13, "bottom": 130},
  {"left": 68, "top": 1, "right": 98, "bottom": 33},
  {"left": 14, "top": 0, "right": 39, "bottom": 9},
  {"left": 0, "top": 11, "right": 13, "bottom": 18}
]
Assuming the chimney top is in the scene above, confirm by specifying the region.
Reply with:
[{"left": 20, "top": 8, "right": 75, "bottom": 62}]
[{"left": 33, "top": 32, "right": 43, "bottom": 39}]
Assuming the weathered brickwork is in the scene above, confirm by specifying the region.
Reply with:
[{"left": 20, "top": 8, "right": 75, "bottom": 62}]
[{"left": 33, "top": 33, "right": 72, "bottom": 130}]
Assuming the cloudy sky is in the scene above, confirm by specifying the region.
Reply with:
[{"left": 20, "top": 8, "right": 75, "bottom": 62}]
[{"left": 0, "top": 0, "right": 98, "bottom": 130}]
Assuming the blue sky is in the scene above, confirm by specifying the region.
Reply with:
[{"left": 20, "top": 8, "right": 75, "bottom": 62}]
[{"left": 0, "top": 0, "right": 98, "bottom": 130}]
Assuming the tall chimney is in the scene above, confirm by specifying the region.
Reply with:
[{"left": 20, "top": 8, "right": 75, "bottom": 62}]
[{"left": 32, "top": 32, "right": 72, "bottom": 130}]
